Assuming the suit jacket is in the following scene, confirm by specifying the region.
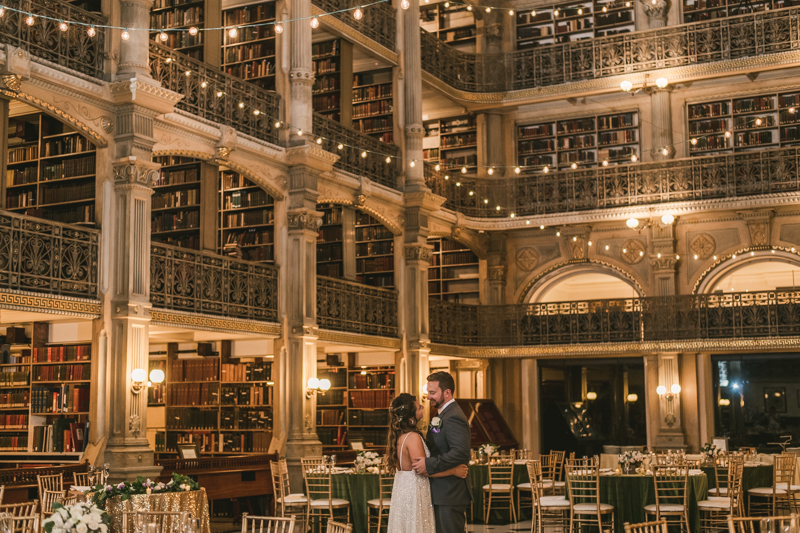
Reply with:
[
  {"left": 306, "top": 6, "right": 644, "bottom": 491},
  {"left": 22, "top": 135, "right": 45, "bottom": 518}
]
[{"left": 425, "top": 401, "right": 473, "bottom": 506}]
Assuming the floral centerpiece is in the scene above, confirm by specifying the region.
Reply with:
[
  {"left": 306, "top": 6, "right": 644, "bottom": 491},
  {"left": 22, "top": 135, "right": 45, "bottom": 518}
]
[
  {"left": 89, "top": 473, "right": 201, "bottom": 509},
  {"left": 43, "top": 502, "right": 111, "bottom": 533},
  {"left": 701, "top": 443, "right": 723, "bottom": 466},
  {"left": 618, "top": 450, "right": 644, "bottom": 474},
  {"left": 477, "top": 444, "right": 498, "bottom": 464},
  {"left": 355, "top": 451, "right": 382, "bottom": 474}
]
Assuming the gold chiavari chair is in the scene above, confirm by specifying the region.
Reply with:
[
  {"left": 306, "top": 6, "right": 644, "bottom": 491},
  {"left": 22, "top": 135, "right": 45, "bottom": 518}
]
[
  {"left": 483, "top": 455, "right": 517, "bottom": 523},
  {"left": 0, "top": 501, "right": 38, "bottom": 519},
  {"left": 7, "top": 514, "right": 39, "bottom": 533},
  {"left": 325, "top": 520, "right": 353, "bottom": 533},
  {"left": 645, "top": 465, "right": 690, "bottom": 533},
  {"left": 367, "top": 461, "right": 393, "bottom": 533},
  {"left": 566, "top": 457, "right": 615, "bottom": 533},
  {"left": 699, "top": 460, "right": 745, "bottom": 533},
  {"left": 302, "top": 458, "right": 350, "bottom": 533},
  {"left": 624, "top": 519, "right": 669, "bottom": 533},
  {"left": 709, "top": 455, "right": 745, "bottom": 498},
  {"left": 748, "top": 453, "right": 798, "bottom": 516},
  {"left": 727, "top": 515, "right": 797, "bottom": 533},
  {"left": 72, "top": 472, "right": 92, "bottom": 487},
  {"left": 121, "top": 510, "right": 189, "bottom": 533},
  {"left": 529, "top": 460, "right": 570, "bottom": 533},
  {"left": 40, "top": 490, "right": 66, "bottom": 526},
  {"left": 551, "top": 451, "right": 567, "bottom": 496},
  {"left": 271, "top": 459, "right": 308, "bottom": 519},
  {"left": 241, "top": 513, "right": 295, "bottom": 533}
]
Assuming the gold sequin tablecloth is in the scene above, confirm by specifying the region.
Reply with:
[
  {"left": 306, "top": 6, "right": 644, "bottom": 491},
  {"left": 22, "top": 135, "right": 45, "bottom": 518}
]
[{"left": 105, "top": 489, "right": 211, "bottom": 533}]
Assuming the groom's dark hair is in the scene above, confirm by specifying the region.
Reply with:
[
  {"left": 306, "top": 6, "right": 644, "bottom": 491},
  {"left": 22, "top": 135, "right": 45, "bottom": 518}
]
[{"left": 427, "top": 371, "right": 455, "bottom": 396}]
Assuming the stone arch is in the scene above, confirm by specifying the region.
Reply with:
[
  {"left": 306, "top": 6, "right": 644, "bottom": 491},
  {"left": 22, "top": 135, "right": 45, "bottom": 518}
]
[
  {"left": 693, "top": 247, "right": 800, "bottom": 294},
  {"left": 314, "top": 198, "right": 403, "bottom": 236},
  {"left": 11, "top": 91, "right": 110, "bottom": 147},
  {"left": 516, "top": 260, "right": 645, "bottom": 304}
]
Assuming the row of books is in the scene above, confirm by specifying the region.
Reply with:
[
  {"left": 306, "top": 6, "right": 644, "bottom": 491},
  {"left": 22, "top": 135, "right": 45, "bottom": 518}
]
[
  {"left": 313, "top": 59, "right": 339, "bottom": 75},
  {"left": 33, "top": 364, "right": 90, "bottom": 382},
  {"left": 318, "top": 409, "right": 345, "bottom": 425},
  {"left": 42, "top": 136, "right": 94, "bottom": 158},
  {"left": 441, "top": 154, "right": 477, "bottom": 168},
  {"left": 781, "top": 126, "right": 800, "bottom": 142},
  {"left": 441, "top": 133, "right": 477, "bottom": 148},
  {"left": 152, "top": 0, "right": 201, "bottom": 8},
  {"left": 32, "top": 420, "right": 86, "bottom": 453},
  {"left": 0, "top": 435, "right": 27, "bottom": 451},
  {"left": 350, "top": 409, "right": 391, "bottom": 425},
  {"left": 159, "top": 430, "right": 272, "bottom": 453},
  {"left": 317, "top": 245, "right": 343, "bottom": 261},
  {"left": 221, "top": 173, "right": 252, "bottom": 190},
  {"left": 356, "top": 241, "right": 393, "bottom": 257},
  {"left": 220, "top": 361, "right": 272, "bottom": 382},
  {"left": 167, "top": 383, "right": 220, "bottom": 405},
  {"left": 353, "top": 101, "right": 392, "bottom": 119},
  {"left": 356, "top": 225, "right": 393, "bottom": 242},
  {"left": 8, "top": 145, "right": 38, "bottom": 164},
  {"left": 438, "top": 251, "right": 479, "bottom": 266},
  {"left": 519, "top": 139, "right": 555, "bottom": 154},
  {"left": 736, "top": 131, "right": 774, "bottom": 147},
  {"left": 314, "top": 76, "right": 340, "bottom": 94},
  {"left": 733, "top": 97, "right": 774, "bottom": 113},
  {"left": 153, "top": 189, "right": 198, "bottom": 210},
  {"left": 598, "top": 114, "right": 636, "bottom": 130},
  {"left": 312, "top": 40, "right": 340, "bottom": 58},
  {"left": 350, "top": 373, "right": 394, "bottom": 390},
  {"left": 440, "top": 239, "right": 472, "bottom": 252},
  {"left": 223, "top": 43, "right": 275, "bottom": 64},
  {"left": 0, "top": 413, "right": 27, "bottom": 429},
  {"left": 151, "top": 7, "right": 203, "bottom": 29},
  {"left": 0, "top": 371, "right": 29, "bottom": 386},
  {"left": 357, "top": 273, "right": 394, "bottom": 287},
  {"left": 557, "top": 118, "right": 596, "bottom": 134},
  {"left": 220, "top": 407, "right": 272, "bottom": 429},
  {"left": 319, "top": 370, "right": 348, "bottom": 388},
  {"left": 596, "top": 10, "right": 633, "bottom": 25},
  {"left": 223, "top": 210, "right": 274, "bottom": 228},
  {"left": 41, "top": 155, "right": 96, "bottom": 181},
  {"left": 317, "top": 263, "right": 342, "bottom": 277},
  {"left": 519, "top": 124, "right": 553, "bottom": 139},
  {"left": 349, "top": 390, "right": 392, "bottom": 409},
  {"left": 318, "top": 227, "right": 343, "bottom": 243},
  {"left": 317, "top": 426, "right": 347, "bottom": 446},
  {"left": 599, "top": 130, "right": 637, "bottom": 146},
  {"left": 313, "top": 95, "right": 340, "bottom": 112},
  {"left": 691, "top": 135, "right": 727, "bottom": 151},
  {"left": 689, "top": 102, "right": 730, "bottom": 119},
  {"left": 159, "top": 234, "right": 199, "bottom": 249},
  {"left": 690, "top": 119, "right": 728, "bottom": 134},
  {"left": 353, "top": 85, "right": 392, "bottom": 102},
  {"left": 221, "top": 385, "right": 272, "bottom": 406},
  {"left": 225, "top": 61, "right": 274, "bottom": 80},
  {"left": 224, "top": 4, "right": 275, "bottom": 26},
  {"left": 223, "top": 229, "right": 273, "bottom": 246},
  {"left": 40, "top": 182, "right": 94, "bottom": 205},
  {"left": 31, "top": 386, "right": 90, "bottom": 413},
  {"left": 167, "top": 407, "right": 218, "bottom": 430},
  {"left": 155, "top": 166, "right": 199, "bottom": 187},
  {"left": 169, "top": 358, "right": 219, "bottom": 382},
  {"left": 556, "top": 19, "right": 593, "bottom": 33},
  {"left": 43, "top": 205, "right": 94, "bottom": 225},
  {"left": 0, "top": 390, "right": 29, "bottom": 408},
  {"left": 734, "top": 116, "right": 775, "bottom": 129},
  {"left": 354, "top": 117, "right": 393, "bottom": 134},
  {"left": 599, "top": 147, "right": 636, "bottom": 161},
  {"left": 560, "top": 134, "right": 595, "bottom": 149},
  {"left": 152, "top": 211, "right": 200, "bottom": 232},
  {"left": 317, "top": 390, "right": 345, "bottom": 406},
  {"left": 321, "top": 208, "right": 343, "bottom": 225},
  {"left": 357, "top": 256, "right": 394, "bottom": 273},
  {"left": 225, "top": 26, "right": 275, "bottom": 47},
  {"left": 223, "top": 189, "right": 272, "bottom": 210},
  {"left": 6, "top": 167, "right": 38, "bottom": 186}
]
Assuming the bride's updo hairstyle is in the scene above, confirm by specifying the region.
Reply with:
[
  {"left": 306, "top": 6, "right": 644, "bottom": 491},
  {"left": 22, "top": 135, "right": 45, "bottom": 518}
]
[{"left": 385, "top": 392, "right": 420, "bottom": 473}]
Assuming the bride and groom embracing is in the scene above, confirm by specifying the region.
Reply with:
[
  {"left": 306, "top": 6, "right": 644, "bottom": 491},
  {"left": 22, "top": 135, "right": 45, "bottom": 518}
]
[{"left": 385, "top": 371, "right": 472, "bottom": 533}]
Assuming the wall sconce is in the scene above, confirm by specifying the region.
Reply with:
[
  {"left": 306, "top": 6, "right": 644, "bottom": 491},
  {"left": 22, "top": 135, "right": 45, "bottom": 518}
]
[
  {"left": 627, "top": 393, "right": 638, "bottom": 403},
  {"left": 586, "top": 391, "right": 597, "bottom": 401},
  {"left": 131, "top": 368, "right": 165, "bottom": 394},
  {"left": 656, "top": 383, "right": 681, "bottom": 400},
  {"left": 306, "top": 377, "right": 331, "bottom": 398},
  {"left": 718, "top": 398, "right": 731, "bottom": 406},
  {"left": 422, "top": 384, "right": 428, "bottom": 401}
]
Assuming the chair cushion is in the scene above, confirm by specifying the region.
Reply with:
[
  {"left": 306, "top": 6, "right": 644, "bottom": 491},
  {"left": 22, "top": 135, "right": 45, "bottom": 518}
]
[
  {"left": 554, "top": 481, "right": 566, "bottom": 488},
  {"left": 367, "top": 499, "right": 390, "bottom": 508},
  {"left": 483, "top": 484, "right": 512, "bottom": 491},
  {"left": 644, "top": 504, "right": 686, "bottom": 513},
  {"left": 776, "top": 484, "right": 800, "bottom": 491},
  {"left": 748, "top": 487, "right": 787, "bottom": 495},
  {"left": 698, "top": 499, "right": 731, "bottom": 509},
  {"left": 310, "top": 498, "right": 350, "bottom": 508},
  {"left": 573, "top": 503, "right": 614, "bottom": 512},
  {"left": 708, "top": 487, "right": 728, "bottom": 496},
  {"left": 517, "top": 482, "right": 532, "bottom": 490},
  {"left": 540, "top": 496, "right": 570, "bottom": 508},
  {"left": 279, "top": 494, "right": 307, "bottom": 504}
]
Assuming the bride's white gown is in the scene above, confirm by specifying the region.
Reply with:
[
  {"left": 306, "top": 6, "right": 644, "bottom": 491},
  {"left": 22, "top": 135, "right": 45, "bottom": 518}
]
[{"left": 386, "top": 433, "right": 436, "bottom": 533}]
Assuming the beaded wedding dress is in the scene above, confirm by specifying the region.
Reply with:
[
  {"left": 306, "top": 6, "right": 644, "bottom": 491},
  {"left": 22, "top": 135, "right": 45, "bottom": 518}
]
[{"left": 386, "top": 433, "right": 436, "bottom": 533}]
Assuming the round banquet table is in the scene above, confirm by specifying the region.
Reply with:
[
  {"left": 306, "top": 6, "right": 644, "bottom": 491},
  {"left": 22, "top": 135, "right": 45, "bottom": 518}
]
[
  {"left": 104, "top": 488, "right": 211, "bottom": 533},
  {"left": 331, "top": 473, "right": 380, "bottom": 533}
]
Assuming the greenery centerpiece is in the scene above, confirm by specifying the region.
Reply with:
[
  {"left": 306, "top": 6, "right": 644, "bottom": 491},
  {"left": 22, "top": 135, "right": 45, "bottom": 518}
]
[
  {"left": 701, "top": 443, "right": 723, "bottom": 466},
  {"left": 89, "top": 474, "right": 201, "bottom": 509}
]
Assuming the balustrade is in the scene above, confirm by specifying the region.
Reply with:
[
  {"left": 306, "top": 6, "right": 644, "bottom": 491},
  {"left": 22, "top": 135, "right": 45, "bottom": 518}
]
[
  {"left": 311, "top": 0, "right": 396, "bottom": 52},
  {"left": 317, "top": 276, "right": 399, "bottom": 337}
]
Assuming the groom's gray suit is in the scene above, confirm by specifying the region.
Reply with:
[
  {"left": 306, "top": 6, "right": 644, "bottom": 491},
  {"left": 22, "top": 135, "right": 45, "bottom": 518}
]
[{"left": 425, "top": 400, "right": 472, "bottom": 533}]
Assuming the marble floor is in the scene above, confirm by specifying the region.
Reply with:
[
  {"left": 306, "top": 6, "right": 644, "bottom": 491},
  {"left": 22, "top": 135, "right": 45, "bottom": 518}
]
[{"left": 467, "top": 520, "right": 534, "bottom": 533}]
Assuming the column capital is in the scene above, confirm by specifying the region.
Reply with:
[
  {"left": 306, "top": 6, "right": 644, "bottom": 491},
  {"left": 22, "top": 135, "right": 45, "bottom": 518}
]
[
  {"left": 642, "top": 0, "right": 670, "bottom": 26},
  {"left": 113, "top": 157, "right": 160, "bottom": 189},
  {"left": 110, "top": 77, "right": 181, "bottom": 114},
  {"left": 404, "top": 243, "right": 434, "bottom": 265},
  {"left": 650, "top": 254, "right": 679, "bottom": 271},
  {"left": 488, "top": 265, "right": 507, "bottom": 283},
  {"left": 287, "top": 210, "right": 323, "bottom": 233}
]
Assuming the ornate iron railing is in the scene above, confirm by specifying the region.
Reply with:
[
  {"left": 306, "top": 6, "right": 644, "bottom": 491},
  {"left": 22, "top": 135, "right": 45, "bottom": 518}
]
[
  {"left": 0, "top": 0, "right": 106, "bottom": 80},
  {"left": 150, "top": 243, "right": 278, "bottom": 322},
  {"left": 0, "top": 461, "right": 88, "bottom": 486},
  {"left": 422, "top": 6, "right": 800, "bottom": 93},
  {"left": 425, "top": 147, "right": 800, "bottom": 218},
  {"left": 313, "top": 113, "right": 401, "bottom": 190},
  {"left": 317, "top": 276, "right": 399, "bottom": 337},
  {"left": 312, "top": 0, "right": 396, "bottom": 52},
  {"left": 150, "top": 43, "right": 282, "bottom": 146},
  {"left": 0, "top": 210, "right": 99, "bottom": 299},
  {"left": 429, "top": 290, "right": 800, "bottom": 346}
]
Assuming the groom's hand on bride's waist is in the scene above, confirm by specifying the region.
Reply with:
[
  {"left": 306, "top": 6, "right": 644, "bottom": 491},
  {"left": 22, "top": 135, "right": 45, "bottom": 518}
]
[{"left": 411, "top": 456, "right": 428, "bottom": 475}]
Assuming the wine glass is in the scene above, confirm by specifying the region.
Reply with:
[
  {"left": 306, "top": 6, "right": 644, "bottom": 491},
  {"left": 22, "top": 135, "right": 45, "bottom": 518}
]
[
  {"left": 134, "top": 512, "right": 147, "bottom": 533},
  {"left": 0, "top": 512, "right": 13, "bottom": 533},
  {"left": 331, "top": 455, "right": 337, "bottom": 469},
  {"left": 760, "top": 518, "right": 774, "bottom": 533}
]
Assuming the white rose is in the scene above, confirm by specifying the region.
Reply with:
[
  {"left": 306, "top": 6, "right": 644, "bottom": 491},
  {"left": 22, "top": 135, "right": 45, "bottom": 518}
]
[
  {"left": 84, "top": 514, "right": 101, "bottom": 529},
  {"left": 58, "top": 509, "right": 70, "bottom": 520},
  {"left": 52, "top": 527, "right": 64, "bottom": 533},
  {"left": 76, "top": 523, "right": 89, "bottom": 533},
  {"left": 99, "top": 524, "right": 108, "bottom": 533},
  {"left": 51, "top": 514, "right": 64, "bottom": 527}
]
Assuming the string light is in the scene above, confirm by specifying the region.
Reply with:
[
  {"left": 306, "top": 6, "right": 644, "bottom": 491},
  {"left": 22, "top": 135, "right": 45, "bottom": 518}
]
[
  {"left": 509, "top": 9, "right": 514, "bottom": 15},
  {"left": 189, "top": 26, "right": 198, "bottom": 35},
  {"left": 631, "top": 154, "right": 637, "bottom": 162},
  {"left": 435, "top": 164, "right": 441, "bottom": 171},
  {"left": 571, "top": 163, "right": 577, "bottom": 169},
  {"left": 297, "top": 129, "right": 303, "bottom": 136},
  {"left": 461, "top": 167, "right": 467, "bottom": 174},
  {"left": 337, "top": 143, "right": 344, "bottom": 150},
  {"left": 228, "top": 26, "right": 238, "bottom": 38},
  {"left": 486, "top": 6, "right": 491, "bottom": 12},
  {"left": 409, "top": 160, "right": 415, "bottom": 167},
  {"left": 401, "top": 0, "right": 410, "bottom": 8},
  {"left": 275, "top": 23, "right": 284, "bottom": 33},
  {"left": 361, "top": 151, "right": 368, "bottom": 158},
  {"left": 121, "top": 29, "right": 130, "bottom": 40},
  {"left": 488, "top": 168, "right": 494, "bottom": 175},
  {"left": 317, "top": 138, "right": 323, "bottom": 144},
  {"left": 311, "top": 15, "right": 320, "bottom": 27},
  {"left": 216, "top": 90, "right": 224, "bottom": 97},
  {"left": 0, "top": 7, "right": 4, "bottom": 16},
  {"left": 515, "top": 167, "right": 521, "bottom": 174},
  {"left": 59, "top": 21, "right": 68, "bottom": 32},
  {"left": 159, "top": 31, "right": 168, "bottom": 41},
  {"left": 466, "top": 5, "right": 472, "bottom": 10},
  {"left": 25, "top": 14, "right": 34, "bottom": 25},
  {"left": 662, "top": 148, "right": 669, "bottom": 156},
  {"left": 385, "top": 156, "right": 391, "bottom": 163},
  {"left": 353, "top": 6, "right": 364, "bottom": 19}
]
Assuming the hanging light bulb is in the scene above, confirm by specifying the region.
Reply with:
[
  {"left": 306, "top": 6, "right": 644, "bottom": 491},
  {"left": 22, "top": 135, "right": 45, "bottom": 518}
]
[
  {"left": 253, "top": 109, "right": 260, "bottom": 115},
  {"left": 509, "top": 10, "right": 514, "bottom": 15},
  {"left": 401, "top": 0, "right": 410, "bottom": 8},
  {"left": 410, "top": 160, "right": 415, "bottom": 167},
  {"left": 184, "top": 70, "right": 191, "bottom": 77},
  {"left": 385, "top": 156, "right": 391, "bottom": 163},
  {"left": 275, "top": 22, "right": 284, "bottom": 34},
  {"left": 488, "top": 168, "right": 494, "bottom": 175},
  {"left": 434, "top": 164, "right": 440, "bottom": 171},
  {"left": 515, "top": 167, "right": 521, "bottom": 174},
  {"left": 25, "top": 14, "right": 34, "bottom": 26},
  {"left": 578, "top": 8, "right": 583, "bottom": 14},
  {"left": 444, "top": 2, "right": 450, "bottom": 6},
  {"left": 353, "top": 6, "right": 364, "bottom": 20},
  {"left": 602, "top": 5, "right": 607, "bottom": 11},
  {"left": 297, "top": 129, "right": 303, "bottom": 136},
  {"left": 620, "top": 80, "right": 633, "bottom": 92},
  {"left": 531, "top": 9, "right": 536, "bottom": 15},
  {"left": 691, "top": 138, "right": 698, "bottom": 145},
  {"left": 200, "top": 81, "right": 208, "bottom": 88},
  {"left": 662, "top": 147, "right": 669, "bottom": 156},
  {"left": 725, "top": 131, "right": 732, "bottom": 138},
  {"left": 466, "top": 5, "right": 472, "bottom": 10},
  {"left": 485, "top": 6, "right": 491, "bottom": 12},
  {"left": 274, "top": 121, "right": 281, "bottom": 128},
  {"left": 553, "top": 8, "right": 559, "bottom": 16},
  {"left": 238, "top": 102, "right": 245, "bottom": 108},
  {"left": 228, "top": 26, "right": 238, "bottom": 38},
  {"left": 189, "top": 26, "right": 198, "bottom": 35},
  {"left": 602, "top": 160, "right": 609, "bottom": 166},
  {"left": 461, "top": 167, "right": 467, "bottom": 174},
  {"left": 543, "top": 166, "right": 549, "bottom": 173},
  {"left": 121, "top": 29, "right": 130, "bottom": 40},
  {"left": 310, "top": 16, "right": 320, "bottom": 28},
  {"left": 571, "top": 162, "right": 577, "bottom": 169},
  {"left": 315, "top": 137, "right": 322, "bottom": 144},
  {"left": 0, "top": 7, "right": 5, "bottom": 16},
  {"left": 755, "top": 118, "right": 763, "bottom": 126},
  {"left": 631, "top": 154, "right": 637, "bottom": 162},
  {"left": 58, "top": 21, "right": 68, "bottom": 32},
  {"left": 217, "top": 90, "right": 224, "bottom": 97},
  {"left": 337, "top": 143, "right": 344, "bottom": 150},
  {"left": 159, "top": 30, "right": 169, "bottom": 41},
  {"left": 361, "top": 151, "right": 368, "bottom": 158}
]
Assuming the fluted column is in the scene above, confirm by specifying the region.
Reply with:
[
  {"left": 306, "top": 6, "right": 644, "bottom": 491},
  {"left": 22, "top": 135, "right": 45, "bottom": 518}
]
[
  {"left": 117, "top": 0, "right": 154, "bottom": 79},
  {"left": 650, "top": 217, "right": 677, "bottom": 296},
  {"left": 289, "top": 0, "right": 314, "bottom": 133},
  {"left": 650, "top": 88, "right": 674, "bottom": 160},
  {"left": 403, "top": 0, "right": 426, "bottom": 190},
  {"left": 655, "top": 353, "right": 686, "bottom": 449}
]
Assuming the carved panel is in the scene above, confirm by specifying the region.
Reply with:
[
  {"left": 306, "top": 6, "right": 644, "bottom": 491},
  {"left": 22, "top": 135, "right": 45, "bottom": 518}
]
[
  {"left": 690, "top": 234, "right": 716, "bottom": 260},
  {"left": 621, "top": 239, "right": 645, "bottom": 264},
  {"left": 516, "top": 248, "right": 540, "bottom": 272}
]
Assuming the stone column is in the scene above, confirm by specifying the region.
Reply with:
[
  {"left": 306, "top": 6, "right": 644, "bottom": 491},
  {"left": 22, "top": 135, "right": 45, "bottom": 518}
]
[
  {"left": 643, "top": 0, "right": 670, "bottom": 28},
  {"left": 486, "top": 233, "right": 507, "bottom": 305},
  {"left": 0, "top": 97, "right": 7, "bottom": 207},
  {"left": 650, "top": 218, "right": 677, "bottom": 296},
  {"left": 289, "top": 0, "right": 314, "bottom": 134},
  {"left": 650, "top": 87, "right": 674, "bottom": 160},
  {"left": 696, "top": 353, "right": 715, "bottom": 446},
  {"left": 654, "top": 352, "right": 686, "bottom": 449},
  {"left": 520, "top": 359, "right": 540, "bottom": 454},
  {"left": 117, "top": 0, "right": 154, "bottom": 79},
  {"left": 478, "top": 113, "right": 506, "bottom": 177},
  {"left": 283, "top": 145, "right": 336, "bottom": 489},
  {"left": 403, "top": 0, "right": 425, "bottom": 191}
]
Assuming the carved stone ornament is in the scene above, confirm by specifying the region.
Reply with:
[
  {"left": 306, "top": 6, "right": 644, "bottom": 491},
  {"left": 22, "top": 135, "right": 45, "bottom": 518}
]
[
  {"left": 405, "top": 245, "right": 434, "bottom": 264},
  {"left": 516, "top": 247, "right": 540, "bottom": 271},
  {"left": 651, "top": 255, "right": 678, "bottom": 271},
  {"left": 569, "top": 237, "right": 586, "bottom": 261},
  {"left": 288, "top": 212, "right": 323, "bottom": 232},
  {"left": 1, "top": 74, "right": 22, "bottom": 93},
  {"left": 488, "top": 266, "right": 506, "bottom": 283},
  {"left": 690, "top": 234, "right": 716, "bottom": 259},
  {"left": 642, "top": 0, "right": 670, "bottom": 19},
  {"left": 748, "top": 220, "right": 769, "bottom": 247},
  {"left": 622, "top": 239, "right": 646, "bottom": 264},
  {"left": 356, "top": 194, "right": 367, "bottom": 207},
  {"left": 129, "top": 414, "right": 141, "bottom": 436},
  {"left": 113, "top": 160, "right": 159, "bottom": 187}
]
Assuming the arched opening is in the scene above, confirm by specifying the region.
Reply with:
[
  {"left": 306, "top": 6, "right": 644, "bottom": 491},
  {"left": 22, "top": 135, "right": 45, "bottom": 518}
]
[
  {"left": 525, "top": 263, "right": 642, "bottom": 303},
  {"left": 695, "top": 251, "right": 800, "bottom": 294}
]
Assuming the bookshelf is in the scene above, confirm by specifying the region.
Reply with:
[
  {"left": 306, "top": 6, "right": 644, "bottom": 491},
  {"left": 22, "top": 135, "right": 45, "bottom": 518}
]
[
  {"left": 151, "top": 156, "right": 202, "bottom": 250},
  {"left": 682, "top": 0, "right": 800, "bottom": 23},
  {"left": 517, "top": 111, "right": 639, "bottom": 171},
  {"left": 0, "top": 323, "right": 91, "bottom": 458},
  {"left": 221, "top": 1, "right": 277, "bottom": 91},
  {"left": 150, "top": 340, "right": 273, "bottom": 455},
  {"left": 428, "top": 238, "right": 480, "bottom": 304},
  {"left": 6, "top": 113, "right": 97, "bottom": 225},
  {"left": 420, "top": 3, "right": 477, "bottom": 52},
  {"left": 687, "top": 91, "right": 800, "bottom": 156},
  {"left": 150, "top": 0, "right": 206, "bottom": 61},
  {"left": 423, "top": 116, "right": 477, "bottom": 174},
  {"left": 515, "top": 0, "right": 635, "bottom": 50},
  {"left": 317, "top": 204, "right": 345, "bottom": 278},
  {"left": 218, "top": 170, "right": 275, "bottom": 263},
  {"left": 352, "top": 69, "right": 394, "bottom": 144},
  {"left": 355, "top": 212, "right": 394, "bottom": 288},
  {"left": 316, "top": 354, "right": 395, "bottom": 452},
  {"left": 312, "top": 39, "right": 353, "bottom": 125}
]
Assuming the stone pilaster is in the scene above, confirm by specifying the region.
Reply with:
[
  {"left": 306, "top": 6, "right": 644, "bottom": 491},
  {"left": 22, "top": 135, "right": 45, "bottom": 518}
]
[
  {"left": 117, "top": 0, "right": 155, "bottom": 79},
  {"left": 655, "top": 353, "right": 686, "bottom": 449},
  {"left": 486, "top": 232, "right": 507, "bottom": 305},
  {"left": 520, "top": 359, "right": 540, "bottom": 454},
  {"left": 478, "top": 113, "right": 505, "bottom": 177},
  {"left": 403, "top": 0, "right": 425, "bottom": 190},
  {"left": 642, "top": 0, "right": 670, "bottom": 28},
  {"left": 650, "top": 87, "right": 674, "bottom": 160},
  {"left": 289, "top": 0, "right": 314, "bottom": 134},
  {"left": 649, "top": 218, "right": 677, "bottom": 296}
]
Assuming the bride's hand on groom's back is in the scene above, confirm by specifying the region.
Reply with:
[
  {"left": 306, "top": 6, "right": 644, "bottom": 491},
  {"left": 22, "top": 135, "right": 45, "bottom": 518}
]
[{"left": 453, "top": 464, "right": 469, "bottom": 479}]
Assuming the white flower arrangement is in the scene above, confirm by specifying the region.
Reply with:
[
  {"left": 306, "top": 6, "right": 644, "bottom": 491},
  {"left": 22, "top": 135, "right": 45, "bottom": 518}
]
[
  {"left": 43, "top": 502, "right": 110, "bottom": 533},
  {"left": 356, "top": 451, "right": 382, "bottom": 466},
  {"left": 479, "top": 444, "right": 499, "bottom": 457},
  {"left": 618, "top": 451, "right": 644, "bottom": 465}
]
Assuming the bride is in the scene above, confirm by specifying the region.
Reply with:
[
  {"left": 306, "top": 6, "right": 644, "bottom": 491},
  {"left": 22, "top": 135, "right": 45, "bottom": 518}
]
[{"left": 385, "top": 393, "right": 468, "bottom": 533}]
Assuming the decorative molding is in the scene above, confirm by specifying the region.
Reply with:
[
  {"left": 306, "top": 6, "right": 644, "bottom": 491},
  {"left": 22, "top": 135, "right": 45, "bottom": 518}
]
[
  {"left": 621, "top": 239, "right": 646, "bottom": 264},
  {"left": 517, "top": 259, "right": 646, "bottom": 303},
  {"left": 404, "top": 244, "right": 435, "bottom": 263},
  {"left": 488, "top": 265, "right": 507, "bottom": 283},
  {"left": 288, "top": 212, "right": 323, "bottom": 232},
  {"left": 0, "top": 290, "right": 101, "bottom": 318},
  {"left": 150, "top": 309, "right": 281, "bottom": 336},
  {"left": 317, "top": 329, "right": 402, "bottom": 349},
  {"left": 691, "top": 245, "right": 800, "bottom": 294},
  {"left": 690, "top": 234, "right": 716, "bottom": 260},
  {"left": 516, "top": 247, "right": 540, "bottom": 272},
  {"left": 113, "top": 158, "right": 159, "bottom": 188},
  {"left": 3, "top": 91, "right": 108, "bottom": 146}
]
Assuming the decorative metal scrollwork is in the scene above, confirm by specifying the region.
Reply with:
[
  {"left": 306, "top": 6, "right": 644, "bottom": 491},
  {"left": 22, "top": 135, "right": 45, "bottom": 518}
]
[{"left": 317, "top": 276, "right": 399, "bottom": 338}]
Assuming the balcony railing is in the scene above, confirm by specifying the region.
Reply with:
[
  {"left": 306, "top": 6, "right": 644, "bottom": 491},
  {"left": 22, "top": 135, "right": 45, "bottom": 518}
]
[
  {"left": 429, "top": 291, "right": 800, "bottom": 347},
  {"left": 312, "top": 0, "right": 396, "bottom": 52},
  {"left": 150, "top": 43, "right": 282, "bottom": 146},
  {"left": 422, "top": 6, "right": 800, "bottom": 93},
  {"left": 0, "top": 210, "right": 99, "bottom": 299},
  {"left": 150, "top": 243, "right": 278, "bottom": 322},
  {"left": 317, "top": 276, "right": 399, "bottom": 337},
  {"left": 313, "top": 113, "right": 401, "bottom": 190},
  {"left": 0, "top": 0, "right": 106, "bottom": 80},
  {"left": 425, "top": 147, "right": 800, "bottom": 218}
]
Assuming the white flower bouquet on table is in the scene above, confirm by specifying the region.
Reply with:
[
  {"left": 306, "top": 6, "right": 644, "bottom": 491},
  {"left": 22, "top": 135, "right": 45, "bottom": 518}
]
[
  {"left": 618, "top": 451, "right": 644, "bottom": 473},
  {"left": 43, "top": 502, "right": 110, "bottom": 533},
  {"left": 355, "top": 451, "right": 382, "bottom": 474},
  {"left": 479, "top": 444, "right": 499, "bottom": 457}
]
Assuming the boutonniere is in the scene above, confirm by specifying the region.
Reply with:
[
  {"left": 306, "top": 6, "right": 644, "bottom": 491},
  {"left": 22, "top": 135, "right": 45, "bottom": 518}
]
[{"left": 430, "top": 416, "right": 442, "bottom": 433}]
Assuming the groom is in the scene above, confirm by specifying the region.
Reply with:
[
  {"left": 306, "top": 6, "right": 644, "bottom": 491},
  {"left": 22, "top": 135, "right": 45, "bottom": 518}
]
[{"left": 412, "top": 371, "right": 472, "bottom": 533}]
